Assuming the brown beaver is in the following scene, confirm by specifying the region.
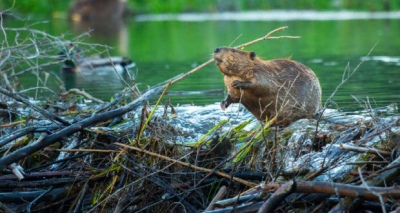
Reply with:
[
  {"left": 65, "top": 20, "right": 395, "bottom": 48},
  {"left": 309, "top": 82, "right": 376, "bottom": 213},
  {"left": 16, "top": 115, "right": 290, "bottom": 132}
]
[{"left": 214, "top": 47, "right": 321, "bottom": 126}]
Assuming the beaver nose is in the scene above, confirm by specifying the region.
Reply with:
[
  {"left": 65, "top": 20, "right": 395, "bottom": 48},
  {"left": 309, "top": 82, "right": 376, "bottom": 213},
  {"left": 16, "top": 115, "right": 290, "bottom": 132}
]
[{"left": 214, "top": 47, "right": 221, "bottom": 53}]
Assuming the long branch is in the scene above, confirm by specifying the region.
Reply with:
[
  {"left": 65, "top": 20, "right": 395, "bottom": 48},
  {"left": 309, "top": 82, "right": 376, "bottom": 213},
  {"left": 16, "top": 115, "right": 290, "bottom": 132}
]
[{"left": 166, "top": 26, "right": 298, "bottom": 87}]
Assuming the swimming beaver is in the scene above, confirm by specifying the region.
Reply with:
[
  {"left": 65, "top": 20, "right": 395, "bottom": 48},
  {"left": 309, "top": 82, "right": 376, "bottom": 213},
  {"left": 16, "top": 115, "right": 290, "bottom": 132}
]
[{"left": 214, "top": 47, "right": 321, "bottom": 126}]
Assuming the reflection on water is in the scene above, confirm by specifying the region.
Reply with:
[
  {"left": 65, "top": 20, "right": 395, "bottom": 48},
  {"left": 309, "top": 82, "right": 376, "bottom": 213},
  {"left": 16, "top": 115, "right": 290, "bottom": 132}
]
[
  {"left": 363, "top": 56, "right": 400, "bottom": 65},
  {"left": 61, "top": 69, "right": 134, "bottom": 100}
]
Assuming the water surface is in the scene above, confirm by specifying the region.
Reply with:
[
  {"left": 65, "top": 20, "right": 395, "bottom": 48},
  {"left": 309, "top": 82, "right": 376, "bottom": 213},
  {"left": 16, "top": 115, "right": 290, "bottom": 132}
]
[{"left": 6, "top": 11, "right": 400, "bottom": 110}]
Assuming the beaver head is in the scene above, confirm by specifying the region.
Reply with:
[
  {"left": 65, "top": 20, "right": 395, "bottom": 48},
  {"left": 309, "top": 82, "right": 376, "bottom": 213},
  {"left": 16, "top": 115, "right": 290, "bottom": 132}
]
[{"left": 214, "top": 47, "right": 256, "bottom": 76}]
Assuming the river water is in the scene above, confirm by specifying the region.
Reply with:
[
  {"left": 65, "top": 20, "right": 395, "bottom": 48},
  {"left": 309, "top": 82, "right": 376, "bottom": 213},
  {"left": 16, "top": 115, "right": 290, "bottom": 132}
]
[{"left": 7, "top": 11, "right": 400, "bottom": 110}]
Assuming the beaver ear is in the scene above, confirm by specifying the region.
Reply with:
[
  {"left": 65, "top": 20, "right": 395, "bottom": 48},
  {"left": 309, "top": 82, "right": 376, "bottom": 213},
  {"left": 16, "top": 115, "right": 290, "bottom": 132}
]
[{"left": 249, "top": 52, "right": 256, "bottom": 60}]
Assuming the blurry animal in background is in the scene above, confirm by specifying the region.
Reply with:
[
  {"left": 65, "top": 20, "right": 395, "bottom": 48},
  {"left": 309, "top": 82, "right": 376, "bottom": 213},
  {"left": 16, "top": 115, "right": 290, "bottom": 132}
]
[
  {"left": 57, "top": 43, "right": 135, "bottom": 75},
  {"left": 68, "top": 0, "right": 131, "bottom": 23},
  {"left": 67, "top": 0, "right": 132, "bottom": 45}
]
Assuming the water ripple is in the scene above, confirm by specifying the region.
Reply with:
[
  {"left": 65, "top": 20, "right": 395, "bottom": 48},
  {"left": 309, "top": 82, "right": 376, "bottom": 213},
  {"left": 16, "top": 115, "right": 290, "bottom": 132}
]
[{"left": 136, "top": 10, "right": 400, "bottom": 22}]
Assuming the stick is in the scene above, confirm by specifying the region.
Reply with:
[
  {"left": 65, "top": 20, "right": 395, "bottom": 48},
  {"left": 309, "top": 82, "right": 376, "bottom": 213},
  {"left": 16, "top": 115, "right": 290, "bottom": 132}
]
[
  {"left": 59, "top": 89, "right": 104, "bottom": 104},
  {"left": 259, "top": 180, "right": 296, "bottom": 213},
  {"left": 339, "top": 144, "right": 391, "bottom": 156},
  {"left": 0, "top": 86, "right": 70, "bottom": 126},
  {"left": 205, "top": 185, "right": 227, "bottom": 211},
  {"left": 166, "top": 26, "right": 299, "bottom": 87},
  {"left": 114, "top": 142, "right": 257, "bottom": 187},
  {"left": 235, "top": 26, "right": 298, "bottom": 49}
]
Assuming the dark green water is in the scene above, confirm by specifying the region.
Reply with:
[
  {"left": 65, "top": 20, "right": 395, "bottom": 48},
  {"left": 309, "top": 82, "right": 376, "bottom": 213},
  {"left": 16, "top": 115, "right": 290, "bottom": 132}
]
[{"left": 5, "top": 11, "right": 400, "bottom": 110}]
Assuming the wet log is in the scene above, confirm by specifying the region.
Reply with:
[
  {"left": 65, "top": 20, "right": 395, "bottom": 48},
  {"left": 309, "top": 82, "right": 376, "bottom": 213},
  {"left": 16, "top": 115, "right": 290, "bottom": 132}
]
[{"left": 0, "top": 87, "right": 163, "bottom": 171}]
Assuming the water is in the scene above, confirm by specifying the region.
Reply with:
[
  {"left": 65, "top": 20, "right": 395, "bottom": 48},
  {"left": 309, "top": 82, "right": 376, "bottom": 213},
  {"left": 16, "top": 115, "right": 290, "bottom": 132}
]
[{"left": 4, "top": 11, "right": 400, "bottom": 110}]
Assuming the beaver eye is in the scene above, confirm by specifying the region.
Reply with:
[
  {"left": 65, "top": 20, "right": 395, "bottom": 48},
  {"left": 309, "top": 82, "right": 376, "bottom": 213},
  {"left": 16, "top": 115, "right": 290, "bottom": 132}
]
[
  {"left": 231, "top": 49, "right": 236, "bottom": 52},
  {"left": 250, "top": 52, "right": 256, "bottom": 60}
]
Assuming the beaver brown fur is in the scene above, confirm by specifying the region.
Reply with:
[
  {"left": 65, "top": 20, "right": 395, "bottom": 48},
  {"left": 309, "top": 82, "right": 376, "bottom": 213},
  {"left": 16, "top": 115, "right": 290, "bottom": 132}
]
[{"left": 214, "top": 47, "right": 321, "bottom": 126}]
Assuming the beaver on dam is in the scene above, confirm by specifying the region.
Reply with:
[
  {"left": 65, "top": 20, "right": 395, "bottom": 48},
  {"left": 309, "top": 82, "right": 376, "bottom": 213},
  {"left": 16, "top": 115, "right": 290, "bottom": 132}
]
[{"left": 214, "top": 47, "right": 321, "bottom": 126}]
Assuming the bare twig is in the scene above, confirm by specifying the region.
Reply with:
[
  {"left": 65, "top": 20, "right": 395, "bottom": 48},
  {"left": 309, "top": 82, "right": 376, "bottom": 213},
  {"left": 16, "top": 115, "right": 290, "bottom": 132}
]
[
  {"left": 0, "top": 86, "right": 70, "bottom": 126},
  {"left": 358, "top": 167, "right": 387, "bottom": 213},
  {"left": 114, "top": 142, "right": 257, "bottom": 187},
  {"left": 167, "top": 26, "right": 299, "bottom": 87},
  {"left": 339, "top": 144, "right": 391, "bottom": 156},
  {"left": 323, "top": 42, "right": 378, "bottom": 109},
  {"left": 235, "top": 26, "right": 299, "bottom": 49},
  {"left": 59, "top": 88, "right": 105, "bottom": 104}
]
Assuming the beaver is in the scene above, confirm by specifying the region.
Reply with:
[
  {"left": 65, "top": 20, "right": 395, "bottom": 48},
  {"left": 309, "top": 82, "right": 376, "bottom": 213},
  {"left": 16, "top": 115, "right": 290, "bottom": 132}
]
[{"left": 214, "top": 47, "right": 321, "bottom": 126}]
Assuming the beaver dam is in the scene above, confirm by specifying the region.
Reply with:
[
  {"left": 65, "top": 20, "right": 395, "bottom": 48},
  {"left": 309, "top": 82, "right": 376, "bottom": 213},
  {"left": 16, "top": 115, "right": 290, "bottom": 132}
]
[{"left": 1, "top": 26, "right": 400, "bottom": 213}]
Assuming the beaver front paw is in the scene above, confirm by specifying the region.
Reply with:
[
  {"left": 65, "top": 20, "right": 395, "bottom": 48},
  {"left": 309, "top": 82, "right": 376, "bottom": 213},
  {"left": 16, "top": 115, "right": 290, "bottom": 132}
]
[
  {"left": 231, "top": 80, "right": 252, "bottom": 89},
  {"left": 221, "top": 100, "right": 231, "bottom": 110}
]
